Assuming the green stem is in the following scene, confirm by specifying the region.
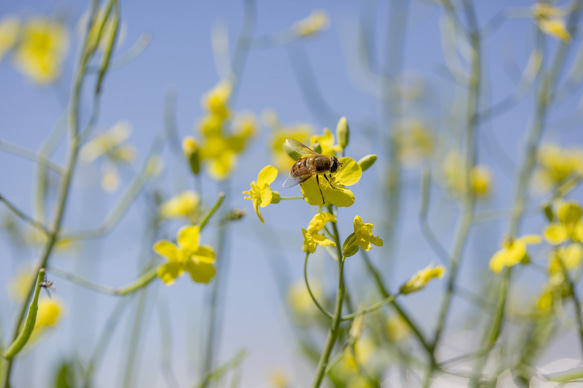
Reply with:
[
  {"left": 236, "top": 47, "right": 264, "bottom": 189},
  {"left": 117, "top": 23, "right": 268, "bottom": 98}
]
[
  {"left": 311, "top": 211, "right": 345, "bottom": 388},
  {"left": 199, "top": 193, "right": 225, "bottom": 231},
  {"left": 0, "top": 194, "right": 50, "bottom": 235},
  {"left": 0, "top": 140, "right": 64, "bottom": 174}
]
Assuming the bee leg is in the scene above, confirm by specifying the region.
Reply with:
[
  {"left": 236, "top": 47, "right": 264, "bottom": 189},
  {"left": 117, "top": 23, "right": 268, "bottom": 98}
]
[
  {"left": 316, "top": 175, "right": 325, "bottom": 204},
  {"left": 323, "top": 174, "right": 337, "bottom": 189}
]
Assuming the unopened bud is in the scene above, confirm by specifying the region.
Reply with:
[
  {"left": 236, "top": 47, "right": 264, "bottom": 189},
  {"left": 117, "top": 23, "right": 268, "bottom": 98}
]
[
  {"left": 342, "top": 233, "right": 359, "bottom": 258},
  {"left": 271, "top": 191, "right": 281, "bottom": 204},
  {"left": 183, "top": 137, "right": 200, "bottom": 175},
  {"left": 358, "top": 154, "right": 377, "bottom": 172},
  {"left": 336, "top": 117, "right": 349, "bottom": 149},
  {"left": 225, "top": 209, "right": 246, "bottom": 221}
]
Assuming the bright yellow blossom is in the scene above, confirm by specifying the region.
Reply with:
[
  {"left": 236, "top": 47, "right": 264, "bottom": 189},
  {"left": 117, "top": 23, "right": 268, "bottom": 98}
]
[
  {"left": 400, "top": 264, "right": 445, "bottom": 295},
  {"left": 342, "top": 216, "right": 383, "bottom": 257},
  {"left": 309, "top": 128, "right": 342, "bottom": 156},
  {"left": 0, "top": 17, "right": 19, "bottom": 60},
  {"left": 202, "top": 81, "right": 232, "bottom": 119},
  {"left": 533, "top": 3, "right": 571, "bottom": 42},
  {"left": 293, "top": 10, "right": 329, "bottom": 37},
  {"left": 489, "top": 235, "right": 541, "bottom": 273},
  {"left": 302, "top": 212, "right": 337, "bottom": 253},
  {"left": 13, "top": 17, "right": 69, "bottom": 84},
  {"left": 263, "top": 109, "right": 313, "bottom": 171},
  {"left": 534, "top": 144, "right": 583, "bottom": 191},
  {"left": 243, "top": 165, "right": 279, "bottom": 224},
  {"left": 159, "top": 191, "right": 200, "bottom": 220},
  {"left": 549, "top": 243, "right": 582, "bottom": 274},
  {"left": 301, "top": 157, "right": 362, "bottom": 207},
  {"left": 544, "top": 201, "right": 583, "bottom": 244},
  {"left": 28, "top": 298, "right": 64, "bottom": 343},
  {"left": 153, "top": 226, "right": 216, "bottom": 285}
]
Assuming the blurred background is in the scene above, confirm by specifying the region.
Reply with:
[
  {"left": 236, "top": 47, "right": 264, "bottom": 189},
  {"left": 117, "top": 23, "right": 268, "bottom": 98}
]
[{"left": 1, "top": 0, "right": 583, "bottom": 387}]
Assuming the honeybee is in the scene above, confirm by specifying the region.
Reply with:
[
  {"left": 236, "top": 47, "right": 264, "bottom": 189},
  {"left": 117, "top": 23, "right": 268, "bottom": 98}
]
[
  {"left": 40, "top": 276, "right": 57, "bottom": 298},
  {"left": 283, "top": 139, "right": 342, "bottom": 203}
]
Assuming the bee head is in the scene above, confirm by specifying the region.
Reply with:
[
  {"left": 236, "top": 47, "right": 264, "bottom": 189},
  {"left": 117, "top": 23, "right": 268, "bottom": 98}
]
[{"left": 330, "top": 156, "right": 341, "bottom": 173}]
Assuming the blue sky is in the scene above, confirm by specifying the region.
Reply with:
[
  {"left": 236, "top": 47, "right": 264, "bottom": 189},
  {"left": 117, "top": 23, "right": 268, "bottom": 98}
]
[{"left": 2, "top": 0, "right": 583, "bottom": 386}]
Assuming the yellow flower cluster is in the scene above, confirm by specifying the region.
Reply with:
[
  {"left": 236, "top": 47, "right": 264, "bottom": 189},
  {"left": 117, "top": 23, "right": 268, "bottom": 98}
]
[
  {"left": 342, "top": 216, "right": 383, "bottom": 258},
  {"left": 534, "top": 143, "right": 583, "bottom": 192},
  {"left": 443, "top": 150, "right": 493, "bottom": 199},
  {"left": 0, "top": 16, "right": 69, "bottom": 84},
  {"left": 195, "top": 82, "right": 257, "bottom": 180},
  {"left": 489, "top": 235, "right": 541, "bottom": 273},
  {"left": 532, "top": 3, "right": 571, "bottom": 42},
  {"left": 302, "top": 212, "right": 337, "bottom": 253},
  {"left": 399, "top": 264, "right": 445, "bottom": 295},
  {"left": 159, "top": 191, "right": 200, "bottom": 221}
]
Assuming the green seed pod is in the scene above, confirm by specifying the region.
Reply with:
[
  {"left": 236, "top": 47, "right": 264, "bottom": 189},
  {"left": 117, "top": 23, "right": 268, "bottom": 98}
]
[
  {"left": 358, "top": 154, "right": 377, "bottom": 172},
  {"left": 183, "top": 137, "right": 200, "bottom": 175},
  {"left": 336, "top": 117, "right": 349, "bottom": 149}
]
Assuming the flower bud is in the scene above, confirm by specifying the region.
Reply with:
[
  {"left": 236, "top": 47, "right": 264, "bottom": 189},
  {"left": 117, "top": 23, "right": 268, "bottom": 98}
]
[
  {"left": 183, "top": 137, "right": 200, "bottom": 175},
  {"left": 336, "top": 117, "right": 349, "bottom": 149},
  {"left": 358, "top": 154, "right": 377, "bottom": 172},
  {"left": 342, "top": 232, "right": 359, "bottom": 257}
]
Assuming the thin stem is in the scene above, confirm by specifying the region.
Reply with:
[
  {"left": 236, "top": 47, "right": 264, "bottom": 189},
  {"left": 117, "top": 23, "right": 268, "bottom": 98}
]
[
  {"left": 0, "top": 194, "right": 50, "bottom": 235},
  {"left": 0, "top": 140, "right": 64, "bottom": 174},
  {"left": 199, "top": 193, "right": 225, "bottom": 231}
]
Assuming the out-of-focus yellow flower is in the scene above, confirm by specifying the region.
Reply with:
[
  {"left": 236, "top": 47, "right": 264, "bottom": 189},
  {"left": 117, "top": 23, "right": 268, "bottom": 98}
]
[
  {"left": 342, "top": 216, "right": 383, "bottom": 257},
  {"left": 309, "top": 128, "right": 342, "bottom": 156},
  {"left": 153, "top": 226, "right": 216, "bottom": 285},
  {"left": 395, "top": 120, "right": 434, "bottom": 167},
  {"left": 386, "top": 315, "right": 411, "bottom": 342},
  {"left": 534, "top": 144, "right": 583, "bottom": 192},
  {"left": 243, "top": 165, "right": 279, "bottom": 224},
  {"left": 489, "top": 235, "right": 541, "bottom": 273},
  {"left": 8, "top": 265, "right": 35, "bottom": 302},
  {"left": 302, "top": 212, "right": 336, "bottom": 253},
  {"left": 263, "top": 109, "right": 314, "bottom": 172},
  {"left": 0, "top": 17, "right": 19, "bottom": 60},
  {"left": 293, "top": 10, "right": 329, "bottom": 37},
  {"left": 287, "top": 280, "right": 323, "bottom": 318},
  {"left": 400, "top": 264, "right": 445, "bottom": 294},
  {"left": 13, "top": 17, "right": 69, "bottom": 84},
  {"left": 202, "top": 81, "right": 232, "bottom": 119},
  {"left": 544, "top": 201, "right": 583, "bottom": 245},
  {"left": 533, "top": 3, "right": 571, "bottom": 42},
  {"left": 301, "top": 157, "right": 362, "bottom": 207},
  {"left": 443, "top": 151, "right": 493, "bottom": 199},
  {"left": 548, "top": 243, "right": 582, "bottom": 274},
  {"left": 337, "top": 336, "right": 376, "bottom": 373},
  {"left": 269, "top": 368, "right": 290, "bottom": 388},
  {"left": 159, "top": 191, "right": 200, "bottom": 220},
  {"left": 28, "top": 297, "right": 64, "bottom": 343}
]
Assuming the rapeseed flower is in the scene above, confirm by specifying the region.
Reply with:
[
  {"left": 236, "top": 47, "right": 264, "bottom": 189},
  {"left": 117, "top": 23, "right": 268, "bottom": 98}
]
[
  {"left": 202, "top": 81, "right": 232, "bottom": 119},
  {"left": 400, "top": 264, "right": 445, "bottom": 295},
  {"left": 309, "top": 128, "right": 342, "bottom": 156},
  {"left": 153, "top": 226, "right": 216, "bottom": 285},
  {"left": 159, "top": 191, "right": 200, "bottom": 220},
  {"left": 301, "top": 212, "right": 336, "bottom": 253},
  {"left": 13, "top": 17, "right": 69, "bottom": 84},
  {"left": 263, "top": 109, "right": 313, "bottom": 171},
  {"left": 293, "top": 10, "right": 329, "bottom": 38},
  {"left": 342, "top": 216, "right": 383, "bottom": 257},
  {"left": 544, "top": 201, "right": 583, "bottom": 244},
  {"left": 301, "top": 157, "right": 362, "bottom": 207},
  {"left": 548, "top": 243, "right": 582, "bottom": 274},
  {"left": 28, "top": 298, "right": 64, "bottom": 344},
  {"left": 534, "top": 144, "right": 583, "bottom": 192},
  {"left": 443, "top": 150, "right": 493, "bottom": 199},
  {"left": 532, "top": 3, "right": 571, "bottom": 42},
  {"left": 489, "top": 235, "right": 541, "bottom": 273},
  {"left": 243, "top": 165, "right": 279, "bottom": 224}
]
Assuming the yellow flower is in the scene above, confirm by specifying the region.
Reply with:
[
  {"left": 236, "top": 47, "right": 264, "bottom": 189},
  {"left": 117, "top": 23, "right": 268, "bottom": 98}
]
[
  {"left": 548, "top": 243, "right": 582, "bottom": 274},
  {"left": 489, "top": 235, "right": 541, "bottom": 273},
  {"left": 293, "top": 10, "right": 330, "bottom": 37},
  {"left": 309, "top": 128, "right": 342, "bottom": 156},
  {"left": 400, "top": 264, "right": 445, "bottom": 295},
  {"left": 443, "top": 151, "right": 493, "bottom": 199},
  {"left": 386, "top": 315, "right": 410, "bottom": 342},
  {"left": 81, "top": 121, "right": 136, "bottom": 163},
  {"left": 300, "top": 157, "right": 362, "bottom": 207},
  {"left": 14, "top": 17, "right": 69, "bottom": 84},
  {"left": 0, "top": 17, "right": 19, "bottom": 60},
  {"left": 544, "top": 201, "right": 583, "bottom": 244},
  {"left": 202, "top": 81, "right": 232, "bottom": 119},
  {"left": 533, "top": 3, "right": 571, "bottom": 42},
  {"left": 301, "top": 212, "right": 337, "bottom": 253},
  {"left": 28, "top": 298, "right": 64, "bottom": 343},
  {"left": 534, "top": 144, "right": 583, "bottom": 191},
  {"left": 395, "top": 120, "right": 434, "bottom": 167},
  {"left": 336, "top": 336, "right": 376, "bottom": 374},
  {"left": 342, "top": 216, "right": 383, "bottom": 257},
  {"left": 242, "top": 165, "right": 279, "bottom": 224},
  {"left": 153, "top": 226, "right": 216, "bottom": 285},
  {"left": 159, "top": 191, "right": 200, "bottom": 220}
]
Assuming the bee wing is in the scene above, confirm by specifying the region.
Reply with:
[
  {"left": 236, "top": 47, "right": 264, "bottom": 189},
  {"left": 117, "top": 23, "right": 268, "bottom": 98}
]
[
  {"left": 283, "top": 175, "right": 304, "bottom": 188},
  {"left": 284, "top": 139, "right": 316, "bottom": 157}
]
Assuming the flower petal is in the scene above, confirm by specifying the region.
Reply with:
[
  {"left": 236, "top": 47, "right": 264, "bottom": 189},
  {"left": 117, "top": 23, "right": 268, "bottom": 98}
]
[
  {"left": 489, "top": 250, "right": 507, "bottom": 273},
  {"left": 192, "top": 245, "right": 216, "bottom": 264},
  {"left": 185, "top": 261, "right": 216, "bottom": 284},
  {"left": 334, "top": 157, "right": 362, "bottom": 186},
  {"left": 157, "top": 262, "right": 184, "bottom": 285},
  {"left": 258, "top": 184, "right": 273, "bottom": 208},
  {"left": 544, "top": 224, "right": 568, "bottom": 245},
  {"left": 257, "top": 165, "right": 278, "bottom": 186},
  {"left": 153, "top": 241, "right": 179, "bottom": 261},
  {"left": 323, "top": 185, "right": 355, "bottom": 207},
  {"left": 178, "top": 225, "right": 201, "bottom": 251},
  {"left": 519, "top": 235, "right": 542, "bottom": 245}
]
